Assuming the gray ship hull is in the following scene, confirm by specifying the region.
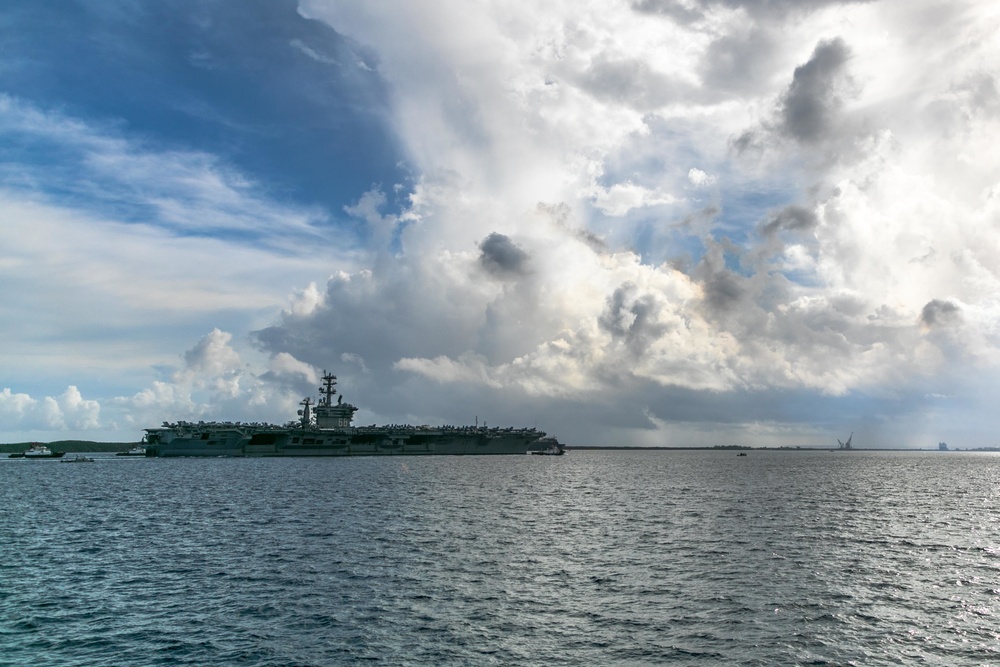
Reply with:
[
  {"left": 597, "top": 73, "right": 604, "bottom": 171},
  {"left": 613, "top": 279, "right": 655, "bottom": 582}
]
[
  {"left": 142, "top": 369, "right": 559, "bottom": 457},
  {"left": 144, "top": 425, "right": 548, "bottom": 457}
]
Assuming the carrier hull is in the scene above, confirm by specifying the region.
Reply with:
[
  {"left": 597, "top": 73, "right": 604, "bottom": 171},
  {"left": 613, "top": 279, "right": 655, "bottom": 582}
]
[
  {"left": 144, "top": 426, "right": 547, "bottom": 457},
  {"left": 142, "top": 369, "right": 557, "bottom": 457}
]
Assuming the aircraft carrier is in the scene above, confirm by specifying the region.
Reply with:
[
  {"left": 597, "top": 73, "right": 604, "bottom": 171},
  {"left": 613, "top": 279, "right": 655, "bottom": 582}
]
[{"left": 143, "top": 371, "right": 559, "bottom": 457}]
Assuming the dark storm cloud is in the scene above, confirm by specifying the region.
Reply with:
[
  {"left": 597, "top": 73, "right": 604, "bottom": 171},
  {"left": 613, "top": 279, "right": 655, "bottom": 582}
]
[
  {"left": 699, "top": 27, "right": 780, "bottom": 96},
  {"left": 702, "top": 269, "right": 746, "bottom": 314},
  {"left": 920, "top": 299, "right": 962, "bottom": 328},
  {"left": 779, "top": 38, "right": 852, "bottom": 143},
  {"left": 479, "top": 232, "right": 530, "bottom": 276},
  {"left": 692, "top": 241, "right": 748, "bottom": 315},
  {"left": 598, "top": 282, "right": 670, "bottom": 355},
  {"left": 760, "top": 205, "right": 818, "bottom": 236},
  {"left": 727, "top": 35, "right": 858, "bottom": 159},
  {"left": 577, "top": 53, "right": 692, "bottom": 110},
  {"left": 730, "top": 129, "right": 761, "bottom": 155}
]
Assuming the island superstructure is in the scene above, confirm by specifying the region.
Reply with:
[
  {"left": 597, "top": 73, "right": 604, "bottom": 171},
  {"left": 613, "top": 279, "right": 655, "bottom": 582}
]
[{"left": 143, "top": 371, "right": 559, "bottom": 457}]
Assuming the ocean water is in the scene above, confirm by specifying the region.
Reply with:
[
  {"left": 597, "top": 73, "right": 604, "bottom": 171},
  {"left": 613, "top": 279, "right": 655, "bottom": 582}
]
[{"left": 2, "top": 449, "right": 999, "bottom": 666}]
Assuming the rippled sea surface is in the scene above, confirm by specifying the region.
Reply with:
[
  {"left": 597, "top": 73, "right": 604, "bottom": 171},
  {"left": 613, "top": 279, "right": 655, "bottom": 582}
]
[{"left": 2, "top": 449, "right": 1000, "bottom": 666}]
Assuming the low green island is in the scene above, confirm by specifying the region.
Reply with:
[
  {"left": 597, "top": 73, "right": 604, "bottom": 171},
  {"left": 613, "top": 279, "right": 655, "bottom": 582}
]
[{"left": 0, "top": 441, "right": 140, "bottom": 454}]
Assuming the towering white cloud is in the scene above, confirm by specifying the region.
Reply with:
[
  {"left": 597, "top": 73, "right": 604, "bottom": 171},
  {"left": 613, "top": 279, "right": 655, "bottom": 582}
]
[
  {"left": 0, "top": 386, "right": 100, "bottom": 434},
  {"left": 254, "top": 0, "right": 1000, "bottom": 446},
  {"left": 4, "top": 1, "right": 999, "bottom": 447}
]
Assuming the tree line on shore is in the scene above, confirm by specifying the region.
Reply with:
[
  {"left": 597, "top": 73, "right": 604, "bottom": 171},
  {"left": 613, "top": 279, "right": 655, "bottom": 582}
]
[{"left": 0, "top": 441, "right": 138, "bottom": 454}]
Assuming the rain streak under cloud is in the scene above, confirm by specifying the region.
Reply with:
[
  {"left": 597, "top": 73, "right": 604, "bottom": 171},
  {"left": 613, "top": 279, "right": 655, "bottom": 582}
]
[{"left": 2, "top": 0, "right": 1000, "bottom": 448}]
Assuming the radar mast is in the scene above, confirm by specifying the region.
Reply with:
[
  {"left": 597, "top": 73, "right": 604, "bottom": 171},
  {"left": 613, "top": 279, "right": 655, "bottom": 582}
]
[
  {"left": 319, "top": 371, "right": 338, "bottom": 407},
  {"left": 298, "top": 397, "right": 313, "bottom": 427}
]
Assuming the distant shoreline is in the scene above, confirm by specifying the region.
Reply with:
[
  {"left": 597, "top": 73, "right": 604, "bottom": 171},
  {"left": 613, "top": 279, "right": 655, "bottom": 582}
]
[
  {"left": 3, "top": 442, "right": 996, "bottom": 454},
  {"left": 0, "top": 441, "right": 138, "bottom": 454},
  {"left": 568, "top": 446, "right": 1000, "bottom": 452}
]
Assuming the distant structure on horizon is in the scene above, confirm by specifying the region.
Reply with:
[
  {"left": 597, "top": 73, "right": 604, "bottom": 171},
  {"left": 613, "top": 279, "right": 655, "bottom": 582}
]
[
  {"left": 939, "top": 441, "right": 948, "bottom": 451},
  {"left": 837, "top": 432, "right": 853, "bottom": 450}
]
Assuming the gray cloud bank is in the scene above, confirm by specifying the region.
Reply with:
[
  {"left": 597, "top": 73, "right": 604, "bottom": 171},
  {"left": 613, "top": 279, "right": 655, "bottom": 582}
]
[{"left": 5, "top": 0, "right": 999, "bottom": 448}]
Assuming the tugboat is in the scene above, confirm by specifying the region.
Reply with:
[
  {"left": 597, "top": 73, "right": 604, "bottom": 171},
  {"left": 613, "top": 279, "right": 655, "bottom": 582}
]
[
  {"left": 116, "top": 444, "right": 147, "bottom": 457},
  {"left": 9, "top": 443, "right": 65, "bottom": 459},
  {"left": 530, "top": 438, "right": 566, "bottom": 455}
]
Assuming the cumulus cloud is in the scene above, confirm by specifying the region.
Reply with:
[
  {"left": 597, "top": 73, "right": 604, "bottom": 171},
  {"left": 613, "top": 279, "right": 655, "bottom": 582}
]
[
  {"left": 598, "top": 282, "right": 673, "bottom": 357},
  {"left": 0, "top": 95, "right": 360, "bottom": 431},
  {"left": 778, "top": 38, "right": 854, "bottom": 144},
  {"left": 688, "top": 168, "right": 716, "bottom": 187},
  {"left": 0, "top": 389, "right": 37, "bottom": 422},
  {"left": 0, "top": 328, "right": 328, "bottom": 439},
  {"left": 732, "top": 36, "right": 860, "bottom": 159},
  {"left": 0, "top": 386, "right": 100, "bottom": 434},
  {"left": 260, "top": 0, "right": 1000, "bottom": 447},
  {"left": 479, "top": 232, "right": 531, "bottom": 276},
  {"left": 760, "top": 205, "right": 819, "bottom": 237},
  {"left": 920, "top": 299, "right": 962, "bottom": 329},
  {"left": 111, "top": 330, "right": 321, "bottom": 430},
  {"left": 6, "top": 1, "right": 1000, "bottom": 448}
]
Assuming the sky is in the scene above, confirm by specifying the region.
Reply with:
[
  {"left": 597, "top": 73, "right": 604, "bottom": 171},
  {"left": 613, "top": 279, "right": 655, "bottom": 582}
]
[{"left": 2, "top": 0, "right": 999, "bottom": 448}]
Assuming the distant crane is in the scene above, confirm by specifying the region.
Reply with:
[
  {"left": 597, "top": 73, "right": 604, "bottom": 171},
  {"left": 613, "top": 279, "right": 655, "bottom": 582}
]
[{"left": 837, "top": 432, "right": 853, "bottom": 450}]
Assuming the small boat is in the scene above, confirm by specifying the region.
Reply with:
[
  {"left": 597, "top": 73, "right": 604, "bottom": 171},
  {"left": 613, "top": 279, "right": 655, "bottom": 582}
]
[
  {"left": 9, "top": 443, "right": 65, "bottom": 459},
  {"left": 737, "top": 452, "right": 748, "bottom": 457},
  {"left": 62, "top": 455, "right": 94, "bottom": 463},
  {"left": 116, "top": 444, "right": 147, "bottom": 457},
  {"left": 531, "top": 438, "right": 566, "bottom": 456}
]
